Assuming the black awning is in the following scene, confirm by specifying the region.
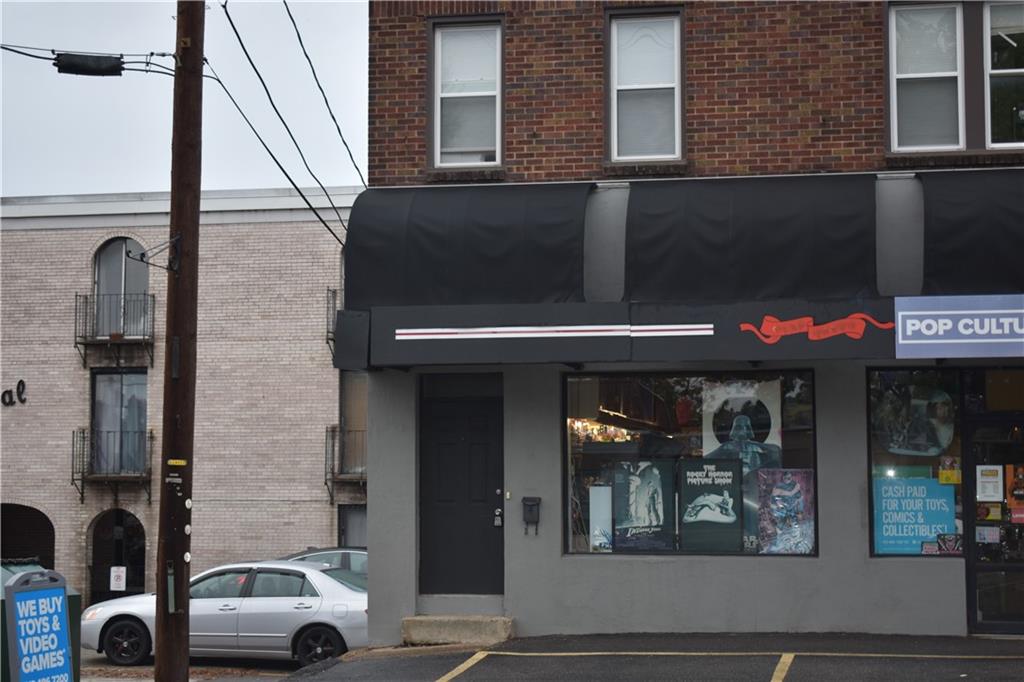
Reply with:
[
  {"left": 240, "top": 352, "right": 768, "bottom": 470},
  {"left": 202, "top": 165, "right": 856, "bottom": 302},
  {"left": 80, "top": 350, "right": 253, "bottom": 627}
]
[
  {"left": 344, "top": 183, "right": 593, "bottom": 310},
  {"left": 624, "top": 174, "right": 877, "bottom": 303},
  {"left": 921, "top": 170, "right": 1024, "bottom": 295}
]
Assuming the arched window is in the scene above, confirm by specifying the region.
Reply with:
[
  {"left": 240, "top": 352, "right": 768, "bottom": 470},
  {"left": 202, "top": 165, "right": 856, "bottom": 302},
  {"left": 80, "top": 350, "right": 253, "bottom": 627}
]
[{"left": 94, "top": 237, "right": 148, "bottom": 337}]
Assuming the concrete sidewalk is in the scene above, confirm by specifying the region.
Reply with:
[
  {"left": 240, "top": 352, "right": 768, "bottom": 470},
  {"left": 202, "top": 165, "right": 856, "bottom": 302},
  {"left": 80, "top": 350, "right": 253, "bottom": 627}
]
[{"left": 289, "top": 632, "right": 1024, "bottom": 682}]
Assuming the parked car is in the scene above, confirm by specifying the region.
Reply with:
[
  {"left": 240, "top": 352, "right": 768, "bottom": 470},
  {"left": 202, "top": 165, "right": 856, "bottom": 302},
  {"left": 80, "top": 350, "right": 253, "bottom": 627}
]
[
  {"left": 281, "top": 547, "right": 367, "bottom": 591},
  {"left": 80, "top": 560, "right": 367, "bottom": 667}
]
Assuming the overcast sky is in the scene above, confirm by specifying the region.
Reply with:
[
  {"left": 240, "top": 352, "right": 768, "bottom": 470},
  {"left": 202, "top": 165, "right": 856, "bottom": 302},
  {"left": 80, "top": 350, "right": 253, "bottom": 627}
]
[{"left": 1, "top": 0, "right": 368, "bottom": 197}]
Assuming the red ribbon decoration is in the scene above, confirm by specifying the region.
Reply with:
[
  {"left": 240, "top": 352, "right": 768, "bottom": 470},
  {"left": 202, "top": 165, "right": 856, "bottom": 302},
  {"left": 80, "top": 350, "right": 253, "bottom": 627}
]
[{"left": 739, "top": 313, "right": 895, "bottom": 345}]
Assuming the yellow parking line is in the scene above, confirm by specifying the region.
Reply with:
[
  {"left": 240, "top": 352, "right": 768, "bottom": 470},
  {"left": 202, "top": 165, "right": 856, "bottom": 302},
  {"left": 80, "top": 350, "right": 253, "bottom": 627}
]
[
  {"left": 482, "top": 650, "right": 1024, "bottom": 660},
  {"left": 436, "top": 650, "right": 489, "bottom": 682},
  {"left": 771, "top": 653, "right": 795, "bottom": 682}
]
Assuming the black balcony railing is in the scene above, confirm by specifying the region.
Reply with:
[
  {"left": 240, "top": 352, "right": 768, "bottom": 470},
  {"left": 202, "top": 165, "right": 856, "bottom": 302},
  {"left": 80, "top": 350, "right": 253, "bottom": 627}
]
[
  {"left": 326, "top": 288, "right": 338, "bottom": 356},
  {"left": 72, "top": 429, "right": 153, "bottom": 503},
  {"left": 325, "top": 423, "right": 366, "bottom": 504},
  {"left": 75, "top": 293, "right": 155, "bottom": 366}
]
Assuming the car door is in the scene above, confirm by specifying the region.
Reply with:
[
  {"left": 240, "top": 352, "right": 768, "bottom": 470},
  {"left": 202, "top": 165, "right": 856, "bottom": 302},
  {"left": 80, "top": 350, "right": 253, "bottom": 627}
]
[
  {"left": 188, "top": 568, "right": 250, "bottom": 653},
  {"left": 236, "top": 569, "right": 323, "bottom": 653}
]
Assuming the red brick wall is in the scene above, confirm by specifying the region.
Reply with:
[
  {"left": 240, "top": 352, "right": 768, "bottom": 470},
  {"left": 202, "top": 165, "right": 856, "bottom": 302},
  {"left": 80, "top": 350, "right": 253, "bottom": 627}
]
[{"left": 368, "top": 1, "right": 887, "bottom": 186}]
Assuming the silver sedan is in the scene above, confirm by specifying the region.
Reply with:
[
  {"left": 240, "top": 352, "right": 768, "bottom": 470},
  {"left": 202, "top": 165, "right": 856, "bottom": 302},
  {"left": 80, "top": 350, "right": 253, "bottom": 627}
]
[{"left": 80, "top": 560, "right": 367, "bottom": 667}]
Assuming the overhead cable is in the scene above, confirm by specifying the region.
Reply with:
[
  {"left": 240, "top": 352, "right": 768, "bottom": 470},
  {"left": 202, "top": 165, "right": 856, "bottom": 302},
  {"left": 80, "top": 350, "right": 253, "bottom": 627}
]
[
  {"left": 220, "top": 1, "right": 349, "bottom": 230},
  {"left": 204, "top": 59, "right": 346, "bottom": 248},
  {"left": 281, "top": 0, "right": 367, "bottom": 189}
]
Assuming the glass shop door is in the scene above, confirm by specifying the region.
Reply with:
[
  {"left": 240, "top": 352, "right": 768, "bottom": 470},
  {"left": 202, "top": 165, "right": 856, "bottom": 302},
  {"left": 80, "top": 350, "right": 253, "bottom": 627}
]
[{"left": 964, "top": 417, "right": 1024, "bottom": 634}]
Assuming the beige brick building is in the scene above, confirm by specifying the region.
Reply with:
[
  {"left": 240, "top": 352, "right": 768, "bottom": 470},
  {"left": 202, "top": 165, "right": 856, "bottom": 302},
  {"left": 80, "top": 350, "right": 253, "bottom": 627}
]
[{"left": 0, "top": 187, "right": 365, "bottom": 604}]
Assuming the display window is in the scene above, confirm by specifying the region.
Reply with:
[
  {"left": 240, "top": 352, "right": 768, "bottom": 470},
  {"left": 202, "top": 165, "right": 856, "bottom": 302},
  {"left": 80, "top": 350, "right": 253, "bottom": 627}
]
[
  {"left": 565, "top": 371, "right": 817, "bottom": 556},
  {"left": 868, "top": 369, "right": 963, "bottom": 556}
]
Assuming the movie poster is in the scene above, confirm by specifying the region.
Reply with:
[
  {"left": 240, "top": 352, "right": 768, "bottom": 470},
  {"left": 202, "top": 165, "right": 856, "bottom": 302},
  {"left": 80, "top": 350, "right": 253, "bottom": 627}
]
[
  {"left": 758, "top": 469, "right": 816, "bottom": 555},
  {"left": 1007, "top": 464, "right": 1024, "bottom": 515},
  {"left": 870, "top": 373, "right": 956, "bottom": 457},
  {"left": 702, "top": 379, "right": 783, "bottom": 550},
  {"left": 589, "top": 486, "right": 612, "bottom": 552},
  {"left": 679, "top": 460, "right": 743, "bottom": 553},
  {"left": 613, "top": 460, "right": 676, "bottom": 551}
]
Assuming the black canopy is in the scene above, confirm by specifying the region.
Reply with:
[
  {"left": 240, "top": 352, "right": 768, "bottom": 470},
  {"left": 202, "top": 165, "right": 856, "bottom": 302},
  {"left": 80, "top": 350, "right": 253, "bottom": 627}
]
[
  {"left": 624, "top": 174, "right": 877, "bottom": 303},
  {"left": 921, "top": 169, "right": 1024, "bottom": 295},
  {"left": 344, "top": 183, "right": 593, "bottom": 310}
]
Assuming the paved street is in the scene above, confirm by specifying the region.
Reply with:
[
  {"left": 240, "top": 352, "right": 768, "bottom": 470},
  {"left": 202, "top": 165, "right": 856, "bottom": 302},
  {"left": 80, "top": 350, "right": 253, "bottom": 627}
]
[{"left": 294, "top": 633, "right": 1024, "bottom": 682}]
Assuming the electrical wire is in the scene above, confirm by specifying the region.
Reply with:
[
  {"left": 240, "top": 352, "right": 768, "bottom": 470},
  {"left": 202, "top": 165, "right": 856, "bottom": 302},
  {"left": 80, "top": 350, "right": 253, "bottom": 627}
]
[
  {"left": 220, "top": 1, "right": 349, "bottom": 230},
  {"left": 0, "top": 42, "right": 172, "bottom": 58},
  {"left": 204, "top": 59, "right": 346, "bottom": 248},
  {"left": 1, "top": 45, "right": 58, "bottom": 61},
  {"left": 281, "top": 0, "right": 367, "bottom": 189}
]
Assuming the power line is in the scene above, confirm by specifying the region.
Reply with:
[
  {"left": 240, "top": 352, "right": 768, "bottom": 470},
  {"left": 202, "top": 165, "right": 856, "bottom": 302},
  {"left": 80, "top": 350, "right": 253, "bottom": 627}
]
[
  {"left": 0, "top": 42, "right": 172, "bottom": 58},
  {"left": 220, "top": 1, "right": 349, "bottom": 229},
  {"left": 1, "top": 45, "right": 53, "bottom": 61},
  {"left": 281, "top": 0, "right": 367, "bottom": 189},
  {"left": 2, "top": 39, "right": 346, "bottom": 248},
  {"left": 204, "top": 59, "right": 346, "bottom": 248}
]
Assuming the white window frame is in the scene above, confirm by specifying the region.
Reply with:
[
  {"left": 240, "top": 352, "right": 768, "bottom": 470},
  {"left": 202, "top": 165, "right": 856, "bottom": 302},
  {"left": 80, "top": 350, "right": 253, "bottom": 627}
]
[
  {"left": 610, "top": 14, "right": 682, "bottom": 162},
  {"left": 433, "top": 23, "right": 502, "bottom": 168},
  {"left": 984, "top": 1, "right": 1024, "bottom": 148},
  {"left": 889, "top": 3, "right": 966, "bottom": 152}
]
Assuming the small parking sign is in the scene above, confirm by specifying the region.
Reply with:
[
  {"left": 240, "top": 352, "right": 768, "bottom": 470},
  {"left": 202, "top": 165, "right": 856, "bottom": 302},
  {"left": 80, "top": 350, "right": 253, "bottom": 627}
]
[{"left": 109, "top": 566, "right": 126, "bottom": 592}]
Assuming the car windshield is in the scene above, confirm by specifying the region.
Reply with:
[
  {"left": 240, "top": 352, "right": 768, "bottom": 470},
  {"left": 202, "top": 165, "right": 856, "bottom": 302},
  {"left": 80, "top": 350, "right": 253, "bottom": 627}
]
[{"left": 322, "top": 567, "right": 367, "bottom": 592}]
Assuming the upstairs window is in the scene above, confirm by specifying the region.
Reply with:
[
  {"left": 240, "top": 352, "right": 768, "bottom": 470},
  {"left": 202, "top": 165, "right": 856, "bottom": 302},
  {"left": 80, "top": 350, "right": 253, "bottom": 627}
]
[
  {"left": 94, "top": 237, "right": 148, "bottom": 337},
  {"left": 986, "top": 2, "right": 1024, "bottom": 147},
  {"left": 434, "top": 23, "right": 501, "bottom": 167},
  {"left": 610, "top": 14, "right": 681, "bottom": 161},
  {"left": 890, "top": 4, "right": 964, "bottom": 151}
]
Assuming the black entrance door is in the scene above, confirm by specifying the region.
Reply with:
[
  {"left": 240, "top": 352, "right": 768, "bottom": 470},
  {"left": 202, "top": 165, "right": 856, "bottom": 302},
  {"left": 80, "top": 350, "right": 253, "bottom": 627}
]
[
  {"left": 965, "top": 418, "right": 1024, "bottom": 634},
  {"left": 420, "top": 379, "right": 503, "bottom": 595}
]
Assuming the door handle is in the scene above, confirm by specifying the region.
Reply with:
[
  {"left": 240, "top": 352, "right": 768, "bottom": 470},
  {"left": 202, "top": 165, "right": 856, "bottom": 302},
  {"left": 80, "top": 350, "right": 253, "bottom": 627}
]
[
  {"left": 293, "top": 603, "right": 313, "bottom": 610},
  {"left": 218, "top": 605, "right": 237, "bottom": 612}
]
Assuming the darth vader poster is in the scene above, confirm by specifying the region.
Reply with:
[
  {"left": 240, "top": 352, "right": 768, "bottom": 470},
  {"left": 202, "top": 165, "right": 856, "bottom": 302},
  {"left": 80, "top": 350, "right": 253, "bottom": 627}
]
[{"left": 613, "top": 460, "right": 676, "bottom": 551}]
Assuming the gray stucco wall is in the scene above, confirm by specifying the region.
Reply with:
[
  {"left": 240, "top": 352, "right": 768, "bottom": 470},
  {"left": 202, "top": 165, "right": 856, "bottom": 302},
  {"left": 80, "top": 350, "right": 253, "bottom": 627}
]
[
  {"left": 368, "top": 361, "right": 968, "bottom": 645},
  {"left": 366, "top": 370, "right": 418, "bottom": 646}
]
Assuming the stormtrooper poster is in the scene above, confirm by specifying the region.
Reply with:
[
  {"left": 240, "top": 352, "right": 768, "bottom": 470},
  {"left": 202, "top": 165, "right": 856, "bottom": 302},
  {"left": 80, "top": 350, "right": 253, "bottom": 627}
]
[
  {"left": 758, "top": 469, "right": 816, "bottom": 555},
  {"left": 679, "top": 459, "right": 743, "bottom": 553},
  {"left": 613, "top": 460, "right": 676, "bottom": 551},
  {"left": 702, "top": 379, "right": 783, "bottom": 550}
]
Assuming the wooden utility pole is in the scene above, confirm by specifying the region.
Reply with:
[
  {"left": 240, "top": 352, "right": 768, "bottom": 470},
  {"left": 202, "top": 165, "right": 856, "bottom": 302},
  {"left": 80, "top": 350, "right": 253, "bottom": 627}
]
[{"left": 155, "top": 2, "right": 204, "bottom": 679}]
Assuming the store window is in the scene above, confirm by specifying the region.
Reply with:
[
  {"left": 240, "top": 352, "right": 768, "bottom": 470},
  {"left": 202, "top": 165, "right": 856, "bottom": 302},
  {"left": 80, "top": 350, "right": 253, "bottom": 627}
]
[
  {"left": 609, "top": 14, "right": 682, "bottom": 161},
  {"left": 868, "top": 369, "right": 963, "bottom": 556},
  {"left": 566, "top": 371, "right": 817, "bottom": 556},
  {"left": 986, "top": 2, "right": 1024, "bottom": 147},
  {"left": 433, "top": 23, "right": 501, "bottom": 167}
]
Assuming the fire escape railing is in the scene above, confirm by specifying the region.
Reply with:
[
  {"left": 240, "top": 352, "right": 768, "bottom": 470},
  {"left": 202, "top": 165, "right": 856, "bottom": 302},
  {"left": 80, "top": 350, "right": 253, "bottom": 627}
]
[
  {"left": 74, "top": 293, "right": 156, "bottom": 367},
  {"left": 72, "top": 429, "right": 154, "bottom": 504},
  {"left": 325, "top": 423, "right": 367, "bottom": 504}
]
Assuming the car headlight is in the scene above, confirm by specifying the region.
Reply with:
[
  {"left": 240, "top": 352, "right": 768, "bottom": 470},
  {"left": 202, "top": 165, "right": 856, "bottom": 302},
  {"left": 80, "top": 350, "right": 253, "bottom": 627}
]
[{"left": 83, "top": 607, "right": 103, "bottom": 621}]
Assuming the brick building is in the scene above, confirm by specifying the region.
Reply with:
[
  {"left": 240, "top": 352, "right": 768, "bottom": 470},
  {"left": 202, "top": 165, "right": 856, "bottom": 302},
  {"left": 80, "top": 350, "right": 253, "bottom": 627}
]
[
  {"left": 1, "top": 187, "right": 366, "bottom": 605},
  {"left": 336, "top": 0, "right": 1024, "bottom": 643}
]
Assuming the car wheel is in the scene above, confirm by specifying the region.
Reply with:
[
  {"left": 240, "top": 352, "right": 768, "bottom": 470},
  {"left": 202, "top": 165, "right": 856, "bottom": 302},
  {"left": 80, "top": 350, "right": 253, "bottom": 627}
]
[
  {"left": 296, "top": 625, "right": 345, "bottom": 667},
  {"left": 102, "top": 618, "right": 150, "bottom": 666}
]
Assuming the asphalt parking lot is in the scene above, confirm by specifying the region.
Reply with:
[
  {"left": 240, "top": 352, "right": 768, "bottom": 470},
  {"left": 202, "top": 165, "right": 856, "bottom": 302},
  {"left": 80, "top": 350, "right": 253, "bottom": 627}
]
[{"left": 297, "top": 633, "right": 1024, "bottom": 682}]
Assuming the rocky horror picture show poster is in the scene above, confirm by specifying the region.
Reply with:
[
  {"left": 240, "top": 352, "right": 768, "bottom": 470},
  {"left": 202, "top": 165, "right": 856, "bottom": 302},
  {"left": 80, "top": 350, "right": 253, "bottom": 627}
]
[
  {"left": 758, "top": 469, "right": 816, "bottom": 555},
  {"left": 613, "top": 460, "right": 676, "bottom": 551},
  {"left": 679, "top": 459, "right": 743, "bottom": 553}
]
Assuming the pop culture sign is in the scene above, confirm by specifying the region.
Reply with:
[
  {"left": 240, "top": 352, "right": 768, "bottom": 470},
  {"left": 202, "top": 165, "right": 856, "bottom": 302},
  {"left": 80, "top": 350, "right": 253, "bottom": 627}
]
[{"left": 895, "top": 294, "right": 1024, "bottom": 359}]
